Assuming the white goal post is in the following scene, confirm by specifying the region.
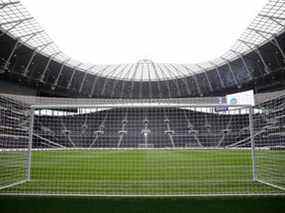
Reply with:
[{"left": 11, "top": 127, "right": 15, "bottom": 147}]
[{"left": 0, "top": 98, "right": 33, "bottom": 191}]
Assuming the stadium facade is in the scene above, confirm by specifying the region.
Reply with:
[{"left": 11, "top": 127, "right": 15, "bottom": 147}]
[{"left": 0, "top": 0, "right": 284, "bottom": 98}]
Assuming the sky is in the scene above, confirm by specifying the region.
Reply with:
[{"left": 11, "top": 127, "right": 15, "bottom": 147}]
[{"left": 22, "top": 0, "right": 268, "bottom": 65}]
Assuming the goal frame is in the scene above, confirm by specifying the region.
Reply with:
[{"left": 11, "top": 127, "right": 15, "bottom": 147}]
[
  {"left": 1, "top": 102, "right": 284, "bottom": 196},
  {"left": 0, "top": 109, "right": 34, "bottom": 191},
  {"left": 29, "top": 103, "right": 259, "bottom": 182}
]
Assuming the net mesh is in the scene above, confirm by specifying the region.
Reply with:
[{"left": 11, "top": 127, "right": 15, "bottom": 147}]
[
  {"left": 0, "top": 95, "right": 284, "bottom": 196},
  {"left": 254, "top": 95, "right": 285, "bottom": 191},
  {"left": 0, "top": 96, "right": 31, "bottom": 190}
]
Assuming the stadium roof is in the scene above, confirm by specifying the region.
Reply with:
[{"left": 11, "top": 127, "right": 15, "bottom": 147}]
[{"left": 0, "top": 0, "right": 285, "bottom": 81}]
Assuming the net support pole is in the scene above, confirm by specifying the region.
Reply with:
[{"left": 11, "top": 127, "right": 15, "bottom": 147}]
[
  {"left": 26, "top": 109, "right": 34, "bottom": 181},
  {"left": 249, "top": 106, "right": 257, "bottom": 181}
]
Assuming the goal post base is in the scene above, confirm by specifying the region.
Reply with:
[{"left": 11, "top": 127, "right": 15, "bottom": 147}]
[
  {"left": 256, "top": 179, "right": 285, "bottom": 191},
  {"left": 0, "top": 179, "right": 28, "bottom": 191}
]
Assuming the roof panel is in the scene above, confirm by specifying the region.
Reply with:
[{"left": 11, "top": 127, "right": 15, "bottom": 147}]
[{"left": 0, "top": 0, "right": 284, "bottom": 81}]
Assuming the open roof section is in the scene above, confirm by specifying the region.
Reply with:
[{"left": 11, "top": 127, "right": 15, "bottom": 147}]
[{"left": 0, "top": 0, "right": 285, "bottom": 81}]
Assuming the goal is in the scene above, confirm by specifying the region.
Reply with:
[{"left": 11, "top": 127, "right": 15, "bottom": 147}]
[
  {"left": 0, "top": 96, "right": 32, "bottom": 191},
  {"left": 0, "top": 97, "right": 284, "bottom": 196},
  {"left": 253, "top": 95, "right": 285, "bottom": 192}
]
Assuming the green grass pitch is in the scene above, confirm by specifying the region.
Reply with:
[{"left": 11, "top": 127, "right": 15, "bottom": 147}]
[{"left": 0, "top": 149, "right": 284, "bottom": 195}]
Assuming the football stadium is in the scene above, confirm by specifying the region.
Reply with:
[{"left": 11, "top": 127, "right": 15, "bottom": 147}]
[{"left": 0, "top": 0, "right": 285, "bottom": 204}]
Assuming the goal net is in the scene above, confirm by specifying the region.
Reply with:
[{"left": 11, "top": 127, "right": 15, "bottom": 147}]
[
  {"left": 253, "top": 94, "right": 285, "bottom": 191},
  {"left": 0, "top": 96, "right": 32, "bottom": 191},
  {"left": 0, "top": 96, "right": 284, "bottom": 196}
]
